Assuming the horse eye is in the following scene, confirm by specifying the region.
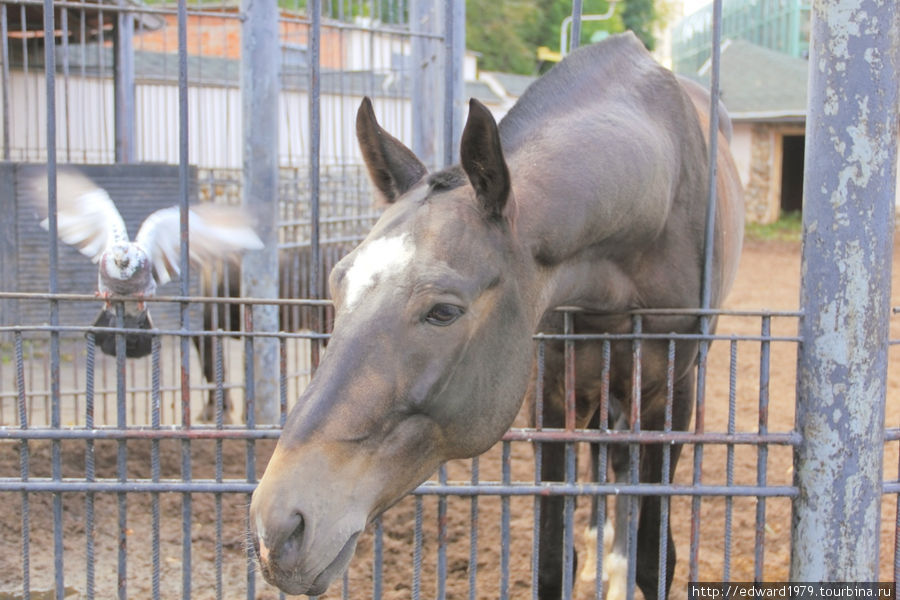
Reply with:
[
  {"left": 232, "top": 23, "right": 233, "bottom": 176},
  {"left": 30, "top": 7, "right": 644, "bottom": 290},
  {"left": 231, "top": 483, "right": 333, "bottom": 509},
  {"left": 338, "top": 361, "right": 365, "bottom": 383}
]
[{"left": 424, "top": 303, "right": 464, "bottom": 326}]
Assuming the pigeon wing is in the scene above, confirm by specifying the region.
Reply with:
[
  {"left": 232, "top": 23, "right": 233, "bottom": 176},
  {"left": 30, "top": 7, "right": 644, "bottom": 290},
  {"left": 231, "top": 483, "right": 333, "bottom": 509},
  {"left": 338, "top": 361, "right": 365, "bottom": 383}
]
[
  {"left": 135, "top": 205, "right": 264, "bottom": 286},
  {"left": 28, "top": 169, "right": 129, "bottom": 263}
]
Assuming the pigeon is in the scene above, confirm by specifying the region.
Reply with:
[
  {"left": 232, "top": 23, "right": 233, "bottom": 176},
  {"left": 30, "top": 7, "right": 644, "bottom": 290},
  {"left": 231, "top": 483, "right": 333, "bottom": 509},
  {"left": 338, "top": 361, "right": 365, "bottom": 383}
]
[{"left": 28, "top": 169, "right": 265, "bottom": 358}]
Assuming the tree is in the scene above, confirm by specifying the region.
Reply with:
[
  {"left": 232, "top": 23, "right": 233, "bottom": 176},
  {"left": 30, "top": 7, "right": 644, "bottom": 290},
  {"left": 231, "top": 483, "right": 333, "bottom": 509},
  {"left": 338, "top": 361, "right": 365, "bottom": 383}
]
[
  {"left": 465, "top": 0, "right": 661, "bottom": 75},
  {"left": 621, "top": 0, "right": 657, "bottom": 51}
]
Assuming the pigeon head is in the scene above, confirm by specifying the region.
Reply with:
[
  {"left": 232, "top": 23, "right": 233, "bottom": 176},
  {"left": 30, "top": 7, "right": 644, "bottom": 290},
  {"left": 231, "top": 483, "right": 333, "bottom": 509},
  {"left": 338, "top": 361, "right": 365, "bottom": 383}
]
[{"left": 103, "top": 242, "right": 147, "bottom": 281}]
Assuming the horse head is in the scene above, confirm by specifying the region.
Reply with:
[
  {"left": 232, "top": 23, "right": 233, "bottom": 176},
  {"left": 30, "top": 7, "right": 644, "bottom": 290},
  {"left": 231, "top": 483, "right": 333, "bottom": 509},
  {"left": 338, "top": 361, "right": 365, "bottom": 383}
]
[{"left": 249, "top": 98, "right": 537, "bottom": 596}]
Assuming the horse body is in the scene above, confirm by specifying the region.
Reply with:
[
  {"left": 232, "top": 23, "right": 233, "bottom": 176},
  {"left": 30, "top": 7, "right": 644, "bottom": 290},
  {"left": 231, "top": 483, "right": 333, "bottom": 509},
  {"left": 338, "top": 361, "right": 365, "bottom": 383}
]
[{"left": 249, "top": 32, "right": 743, "bottom": 599}]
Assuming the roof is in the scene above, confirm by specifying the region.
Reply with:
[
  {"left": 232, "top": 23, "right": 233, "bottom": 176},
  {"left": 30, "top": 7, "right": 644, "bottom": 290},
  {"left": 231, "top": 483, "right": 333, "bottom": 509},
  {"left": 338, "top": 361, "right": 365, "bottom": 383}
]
[
  {"left": 7, "top": 1, "right": 165, "bottom": 39},
  {"left": 464, "top": 80, "right": 504, "bottom": 105},
  {"left": 480, "top": 71, "right": 538, "bottom": 98},
  {"left": 685, "top": 39, "right": 809, "bottom": 122}
]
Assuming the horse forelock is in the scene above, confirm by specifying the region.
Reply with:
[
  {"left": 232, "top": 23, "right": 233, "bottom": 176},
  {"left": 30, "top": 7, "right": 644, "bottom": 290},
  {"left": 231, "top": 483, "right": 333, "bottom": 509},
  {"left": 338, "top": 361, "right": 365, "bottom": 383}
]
[{"left": 427, "top": 167, "right": 467, "bottom": 192}]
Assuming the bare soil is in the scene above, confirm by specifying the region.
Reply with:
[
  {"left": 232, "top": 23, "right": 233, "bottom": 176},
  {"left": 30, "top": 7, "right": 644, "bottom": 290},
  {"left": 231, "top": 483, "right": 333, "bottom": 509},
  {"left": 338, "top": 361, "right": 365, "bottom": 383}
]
[{"left": 1, "top": 237, "right": 898, "bottom": 599}]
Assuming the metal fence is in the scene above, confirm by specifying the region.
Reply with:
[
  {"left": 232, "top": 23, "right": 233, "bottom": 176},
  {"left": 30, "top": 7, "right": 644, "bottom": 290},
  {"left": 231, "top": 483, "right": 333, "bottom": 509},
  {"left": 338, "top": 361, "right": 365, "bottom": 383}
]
[{"left": 0, "top": 1, "right": 898, "bottom": 600}]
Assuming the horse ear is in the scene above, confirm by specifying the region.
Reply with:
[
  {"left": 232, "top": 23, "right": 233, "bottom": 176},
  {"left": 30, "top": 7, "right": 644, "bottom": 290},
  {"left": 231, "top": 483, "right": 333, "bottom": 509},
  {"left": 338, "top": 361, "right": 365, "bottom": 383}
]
[
  {"left": 356, "top": 97, "right": 427, "bottom": 205},
  {"left": 460, "top": 98, "right": 511, "bottom": 220}
]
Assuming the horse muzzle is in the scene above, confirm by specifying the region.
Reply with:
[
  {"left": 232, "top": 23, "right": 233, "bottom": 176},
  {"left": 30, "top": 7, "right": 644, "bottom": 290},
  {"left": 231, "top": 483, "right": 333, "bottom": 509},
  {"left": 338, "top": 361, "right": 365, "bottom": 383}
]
[
  {"left": 249, "top": 447, "right": 369, "bottom": 596},
  {"left": 251, "top": 516, "right": 361, "bottom": 596}
]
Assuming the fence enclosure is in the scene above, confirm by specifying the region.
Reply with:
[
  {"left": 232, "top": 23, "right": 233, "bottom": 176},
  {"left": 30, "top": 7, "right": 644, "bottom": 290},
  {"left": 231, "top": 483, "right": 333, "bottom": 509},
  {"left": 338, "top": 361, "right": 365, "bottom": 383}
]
[{"left": 0, "top": 1, "right": 898, "bottom": 599}]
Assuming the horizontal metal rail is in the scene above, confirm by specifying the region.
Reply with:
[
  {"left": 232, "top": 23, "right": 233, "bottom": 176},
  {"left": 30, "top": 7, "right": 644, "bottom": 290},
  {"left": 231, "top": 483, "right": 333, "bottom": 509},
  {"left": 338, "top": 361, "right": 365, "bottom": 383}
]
[
  {"left": 1, "top": 292, "right": 805, "bottom": 318},
  {"left": 0, "top": 426, "right": 806, "bottom": 444},
  {"left": 0, "top": 478, "right": 801, "bottom": 497},
  {"left": 0, "top": 0, "right": 246, "bottom": 20}
]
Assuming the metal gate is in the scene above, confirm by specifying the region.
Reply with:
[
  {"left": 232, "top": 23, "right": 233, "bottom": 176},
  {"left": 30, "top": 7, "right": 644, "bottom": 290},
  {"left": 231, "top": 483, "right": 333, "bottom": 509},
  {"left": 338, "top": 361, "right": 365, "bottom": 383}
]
[{"left": 0, "top": 1, "right": 897, "bottom": 599}]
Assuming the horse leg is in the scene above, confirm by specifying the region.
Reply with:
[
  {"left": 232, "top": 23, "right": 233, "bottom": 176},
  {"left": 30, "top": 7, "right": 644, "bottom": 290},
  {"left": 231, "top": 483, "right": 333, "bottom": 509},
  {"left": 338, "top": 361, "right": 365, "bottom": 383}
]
[
  {"left": 604, "top": 412, "right": 635, "bottom": 600},
  {"left": 196, "top": 329, "right": 219, "bottom": 423},
  {"left": 578, "top": 410, "right": 608, "bottom": 587},
  {"left": 197, "top": 302, "right": 234, "bottom": 424},
  {"left": 535, "top": 391, "right": 575, "bottom": 598},
  {"left": 634, "top": 371, "right": 694, "bottom": 600},
  {"left": 531, "top": 335, "right": 589, "bottom": 599}
]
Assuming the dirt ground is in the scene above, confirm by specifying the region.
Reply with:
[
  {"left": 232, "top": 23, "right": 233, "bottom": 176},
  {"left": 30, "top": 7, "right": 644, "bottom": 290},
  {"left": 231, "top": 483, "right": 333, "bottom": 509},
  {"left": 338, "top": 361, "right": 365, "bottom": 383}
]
[{"left": 1, "top": 237, "right": 899, "bottom": 599}]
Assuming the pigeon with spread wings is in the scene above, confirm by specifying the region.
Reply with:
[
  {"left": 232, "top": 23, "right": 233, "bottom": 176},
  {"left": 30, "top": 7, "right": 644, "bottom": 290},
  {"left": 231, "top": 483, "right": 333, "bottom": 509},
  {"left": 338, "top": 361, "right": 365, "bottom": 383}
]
[{"left": 29, "top": 169, "right": 264, "bottom": 358}]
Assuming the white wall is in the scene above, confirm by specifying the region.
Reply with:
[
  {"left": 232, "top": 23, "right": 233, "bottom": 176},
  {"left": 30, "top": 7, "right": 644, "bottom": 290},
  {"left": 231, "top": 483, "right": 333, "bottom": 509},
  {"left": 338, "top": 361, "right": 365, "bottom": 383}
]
[
  {"left": 730, "top": 122, "right": 753, "bottom": 188},
  {"left": 2, "top": 71, "right": 413, "bottom": 169}
]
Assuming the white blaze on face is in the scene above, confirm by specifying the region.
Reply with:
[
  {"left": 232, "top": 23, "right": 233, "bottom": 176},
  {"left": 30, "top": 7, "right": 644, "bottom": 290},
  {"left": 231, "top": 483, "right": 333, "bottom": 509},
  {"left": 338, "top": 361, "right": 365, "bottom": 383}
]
[{"left": 343, "top": 233, "right": 415, "bottom": 311}]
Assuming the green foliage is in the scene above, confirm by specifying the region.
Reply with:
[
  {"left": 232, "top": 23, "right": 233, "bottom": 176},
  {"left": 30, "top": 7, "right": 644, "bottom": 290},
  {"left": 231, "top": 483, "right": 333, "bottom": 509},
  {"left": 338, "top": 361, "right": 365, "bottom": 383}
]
[
  {"left": 744, "top": 211, "right": 803, "bottom": 242},
  {"left": 621, "top": 0, "right": 656, "bottom": 50},
  {"left": 466, "top": 0, "right": 659, "bottom": 75}
]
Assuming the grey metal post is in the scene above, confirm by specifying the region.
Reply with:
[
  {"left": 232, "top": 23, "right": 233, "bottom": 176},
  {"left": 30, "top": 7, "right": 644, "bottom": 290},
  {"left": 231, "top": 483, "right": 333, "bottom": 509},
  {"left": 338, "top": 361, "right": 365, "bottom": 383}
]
[
  {"left": 241, "top": 0, "right": 280, "bottom": 425},
  {"left": 114, "top": 0, "right": 135, "bottom": 163},
  {"left": 791, "top": 0, "right": 898, "bottom": 580},
  {"left": 442, "top": 0, "right": 464, "bottom": 168},
  {"left": 411, "top": 0, "right": 439, "bottom": 168}
]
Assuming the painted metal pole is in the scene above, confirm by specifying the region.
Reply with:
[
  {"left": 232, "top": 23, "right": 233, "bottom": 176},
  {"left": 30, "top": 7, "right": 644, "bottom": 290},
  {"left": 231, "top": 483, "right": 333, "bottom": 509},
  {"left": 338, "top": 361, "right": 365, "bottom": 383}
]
[
  {"left": 241, "top": 0, "right": 280, "bottom": 425},
  {"left": 442, "top": 0, "right": 464, "bottom": 169},
  {"left": 411, "top": 0, "right": 439, "bottom": 169},
  {"left": 791, "top": 0, "right": 899, "bottom": 580},
  {"left": 113, "top": 0, "right": 135, "bottom": 163}
]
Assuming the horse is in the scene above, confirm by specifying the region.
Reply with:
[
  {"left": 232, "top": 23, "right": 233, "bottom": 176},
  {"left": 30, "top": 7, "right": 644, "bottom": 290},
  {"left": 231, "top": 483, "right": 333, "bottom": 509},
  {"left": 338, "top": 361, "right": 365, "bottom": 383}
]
[
  {"left": 192, "top": 248, "right": 342, "bottom": 423},
  {"left": 248, "top": 32, "right": 744, "bottom": 599}
]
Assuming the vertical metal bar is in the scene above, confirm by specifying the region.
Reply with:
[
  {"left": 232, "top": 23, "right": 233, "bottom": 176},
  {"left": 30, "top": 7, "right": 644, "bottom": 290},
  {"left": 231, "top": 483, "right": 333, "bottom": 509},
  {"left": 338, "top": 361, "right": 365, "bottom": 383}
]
[
  {"left": 42, "top": 1, "right": 65, "bottom": 597},
  {"left": 59, "top": 6, "right": 70, "bottom": 163},
  {"left": 437, "top": 465, "right": 448, "bottom": 600},
  {"left": 114, "top": 0, "right": 135, "bottom": 163},
  {"left": 177, "top": 1, "right": 192, "bottom": 597},
  {"left": 531, "top": 340, "right": 545, "bottom": 600},
  {"left": 626, "top": 316, "right": 642, "bottom": 600},
  {"left": 115, "top": 303, "right": 127, "bottom": 600},
  {"left": 151, "top": 337, "right": 161, "bottom": 600},
  {"left": 691, "top": 5, "right": 725, "bottom": 577},
  {"left": 441, "top": 0, "right": 464, "bottom": 168},
  {"left": 19, "top": 5, "right": 28, "bottom": 159},
  {"left": 570, "top": 0, "right": 583, "bottom": 51},
  {"left": 700, "top": 0, "right": 723, "bottom": 312},
  {"left": 279, "top": 337, "right": 288, "bottom": 427},
  {"left": 657, "top": 339, "right": 675, "bottom": 600},
  {"left": 723, "top": 338, "right": 738, "bottom": 580},
  {"left": 242, "top": 0, "right": 280, "bottom": 424},
  {"left": 373, "top": 516, "right": 383, "bottom": 600},
  {"left": 562, "top": 311, "right": 575, "bottom": 600},
  {"left": 791, "top": 0, "right": 898, "bottom": 579},
  {"left": 244, "top": 307, "right": 257, "bottom": 600},
  {"left": 85, "top": 334, "right": 96, "bottom": 600},
  {"left": 895, "top": 447, "right": 900, "bottom": 586},
  {"left": 468, "top": 456, "right": 479, "bottom": 600},
  {"left": 501, "top": 441, "right": 511, "bottom": 599},
  {"left": 215, "top": 333, "right": 225, "bottom": 600},
  {"left": 595, "top": 339, "right": 611, "bottom": 600},
  {"left": 410, "top": 0, "right": 438, "bottom": 167},
  {"left": 15, "top": 332, "right": 30, "bottom": 599},
  {"left": 309, "top": 0, "right": 323, "bottom": 372},
  {"left": 689, "top": 339, "right": 709, "bottom": 581},
  {"left": 1, "top": 4, "right": 10, "bottom": 160},
  {"left": 413, "top": 496, "right": 423, "bottom": 600},
  {"left": 754, "top": 316, "right": 771, "bottom": 580},
  {"left": 78, "top": 7, "right": 86, "bottom": 162}
]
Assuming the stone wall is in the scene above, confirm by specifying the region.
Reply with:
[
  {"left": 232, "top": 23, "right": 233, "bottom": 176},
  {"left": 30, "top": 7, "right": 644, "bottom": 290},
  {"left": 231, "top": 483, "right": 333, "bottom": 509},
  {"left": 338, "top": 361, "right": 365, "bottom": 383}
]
[{"left": 744, "top": 123, "right": 780, "bottom": 224}]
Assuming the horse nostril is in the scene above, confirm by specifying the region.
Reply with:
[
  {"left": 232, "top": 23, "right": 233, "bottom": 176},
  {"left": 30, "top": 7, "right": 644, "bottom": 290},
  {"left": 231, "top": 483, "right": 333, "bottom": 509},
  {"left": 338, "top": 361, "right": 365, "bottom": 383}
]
[{"left": 279, "top": 511, "right": 306, "bottom": 563}]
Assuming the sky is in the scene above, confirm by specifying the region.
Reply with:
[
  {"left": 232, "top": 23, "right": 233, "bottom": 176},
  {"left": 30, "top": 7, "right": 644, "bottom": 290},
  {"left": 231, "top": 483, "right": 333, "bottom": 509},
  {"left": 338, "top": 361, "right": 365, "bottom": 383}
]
[{"left": 682, "top": 0, "right": 712, "bottom": 17}]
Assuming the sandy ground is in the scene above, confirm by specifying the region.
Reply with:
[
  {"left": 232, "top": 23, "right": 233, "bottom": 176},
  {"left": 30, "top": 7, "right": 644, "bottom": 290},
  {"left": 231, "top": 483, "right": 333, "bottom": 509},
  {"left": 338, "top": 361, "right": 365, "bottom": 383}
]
[{"left": 0, "top": 236, "right": 898, "bottom": 599}]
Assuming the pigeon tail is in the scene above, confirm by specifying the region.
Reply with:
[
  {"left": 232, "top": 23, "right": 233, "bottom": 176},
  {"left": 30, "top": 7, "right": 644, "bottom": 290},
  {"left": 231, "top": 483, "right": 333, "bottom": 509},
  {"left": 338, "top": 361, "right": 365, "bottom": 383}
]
[{"left": 90, "top": 307, "right": 155, "bottom": 359}]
